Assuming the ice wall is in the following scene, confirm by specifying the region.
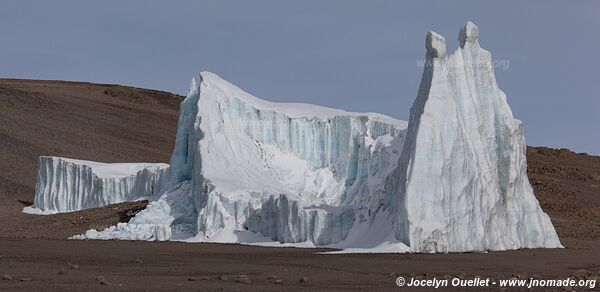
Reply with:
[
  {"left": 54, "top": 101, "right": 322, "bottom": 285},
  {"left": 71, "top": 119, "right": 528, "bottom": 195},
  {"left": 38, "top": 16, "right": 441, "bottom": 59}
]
[
  {"left": 171, "top": 72, "right": 407, "bottom": 244},
  {"left": 73, "top": 73, "right": 407, "bottom": 244},
  {"left": 29, "top": 156, "right": 170, "bottom": 213},
  {"left": 394, "top": 22, "right": 561, "bottom": 252}
]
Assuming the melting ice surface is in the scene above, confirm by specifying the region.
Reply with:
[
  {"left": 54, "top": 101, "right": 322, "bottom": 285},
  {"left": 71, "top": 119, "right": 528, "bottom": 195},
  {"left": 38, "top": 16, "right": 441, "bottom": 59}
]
[{"left": 32, "top": 21, "right": 561, "bottom": 253}]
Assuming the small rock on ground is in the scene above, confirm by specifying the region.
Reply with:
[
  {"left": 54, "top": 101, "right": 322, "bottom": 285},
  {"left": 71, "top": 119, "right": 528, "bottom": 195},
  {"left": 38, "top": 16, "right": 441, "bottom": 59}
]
[
  {"left": 96, "top": 275, "right": 108, "bottom": 285},
  {"left": 236, "top": 278, "right": 251, "bottom": 284}
]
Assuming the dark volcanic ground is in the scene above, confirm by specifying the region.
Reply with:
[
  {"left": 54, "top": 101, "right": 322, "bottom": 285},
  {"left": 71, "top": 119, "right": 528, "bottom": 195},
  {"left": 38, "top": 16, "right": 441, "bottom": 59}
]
[{"left": 0, "top": 79, "right": 599, "bottom": 291}]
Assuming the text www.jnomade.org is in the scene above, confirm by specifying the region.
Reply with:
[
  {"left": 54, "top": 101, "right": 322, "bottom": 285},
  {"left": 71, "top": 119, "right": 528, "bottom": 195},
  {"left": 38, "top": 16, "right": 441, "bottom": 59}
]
[{"left": 395, "top": 276, "right": 597, "bottom": 289}]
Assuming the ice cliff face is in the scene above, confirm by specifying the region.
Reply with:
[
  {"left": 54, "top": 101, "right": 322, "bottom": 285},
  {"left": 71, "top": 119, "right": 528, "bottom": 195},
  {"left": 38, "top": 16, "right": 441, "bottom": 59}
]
[
  {"left": 35, "top": 21, "right": 561, "bottom": 253},
  {"left": 393, "top": 22, "right": 561, "bottom": 252},
  {"left": 68, "top": 74, "right": 407, "bottom": 247},
  {"left": 164, "top": 71, "right": 407, "bottom": 245},
  {"left": 26, "top": 156, "right": 169, "bottom": 213}
]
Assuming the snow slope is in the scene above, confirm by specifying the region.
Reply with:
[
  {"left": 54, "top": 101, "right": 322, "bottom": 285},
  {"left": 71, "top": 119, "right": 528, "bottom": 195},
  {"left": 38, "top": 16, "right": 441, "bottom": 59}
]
[{"left": 40, "top": 21, "right": 560, "bottom": 253}]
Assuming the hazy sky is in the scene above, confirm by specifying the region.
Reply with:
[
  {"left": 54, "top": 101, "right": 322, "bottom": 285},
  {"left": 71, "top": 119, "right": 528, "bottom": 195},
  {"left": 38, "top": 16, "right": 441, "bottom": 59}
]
[{"left": 1, "top": 1, "right": 599, "bottom": 154}]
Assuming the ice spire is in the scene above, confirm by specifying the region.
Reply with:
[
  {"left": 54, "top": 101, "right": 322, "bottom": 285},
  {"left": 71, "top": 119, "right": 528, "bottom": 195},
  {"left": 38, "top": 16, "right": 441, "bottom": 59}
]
[
  {"left": 395, "top": 21, "right": 561, "bottom": 252},
  {"left": 458, "top": 21, "right": 480, "bottom": 48},
  {"left": 426, "top": 31, "right": 446, "bottom": 58}
]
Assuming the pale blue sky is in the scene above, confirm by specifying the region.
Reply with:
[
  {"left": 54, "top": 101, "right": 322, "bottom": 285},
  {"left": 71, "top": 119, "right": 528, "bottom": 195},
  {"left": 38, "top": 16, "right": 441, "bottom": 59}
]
[{"left": 1, "top": 1, "right": 598, "bottom": 154}]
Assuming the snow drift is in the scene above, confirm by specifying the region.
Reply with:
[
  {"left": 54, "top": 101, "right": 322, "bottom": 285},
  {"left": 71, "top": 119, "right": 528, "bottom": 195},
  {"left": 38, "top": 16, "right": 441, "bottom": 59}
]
[{"left": 30, "top": 21, "right": 561, "bottom": 252}]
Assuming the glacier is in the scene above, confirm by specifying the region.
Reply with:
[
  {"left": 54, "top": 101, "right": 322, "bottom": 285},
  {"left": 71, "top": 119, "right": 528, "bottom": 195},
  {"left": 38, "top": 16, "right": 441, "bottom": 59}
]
[
  {"left": 31, "top": 21, "right": 561, "bottom": 253},
  {"left": 24, "top": 156, "right": 170, "bottom": 214},
  {"left": 393, "top": 23, "right": 561, "bottom": 252}
]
